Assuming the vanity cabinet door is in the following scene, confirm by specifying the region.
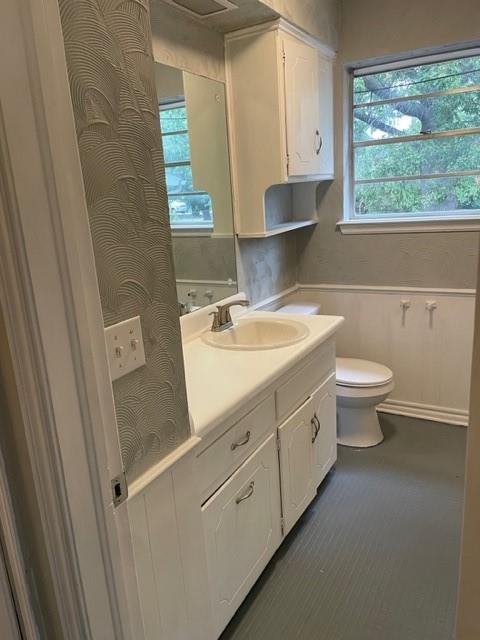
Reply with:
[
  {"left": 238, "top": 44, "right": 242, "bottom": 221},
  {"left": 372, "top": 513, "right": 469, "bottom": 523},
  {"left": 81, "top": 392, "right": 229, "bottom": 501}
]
[
  {"left": 311, "top": 373, "right": 337, "bottom": 488},
  {"left": 202, "top": 434, "right": 281, "bottom": 637},
  {"left": 278, "top": 397, "right": 316, "bottom": 536},
  {"left": 282, "top": 34, "right": 322, "bottom": 178}
]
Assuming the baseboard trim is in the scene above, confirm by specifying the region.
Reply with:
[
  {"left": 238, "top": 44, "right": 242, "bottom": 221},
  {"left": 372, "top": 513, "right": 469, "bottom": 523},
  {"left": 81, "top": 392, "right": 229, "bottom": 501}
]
[{"left": 378, "top": 399, "right": 469, "bottom": 427}]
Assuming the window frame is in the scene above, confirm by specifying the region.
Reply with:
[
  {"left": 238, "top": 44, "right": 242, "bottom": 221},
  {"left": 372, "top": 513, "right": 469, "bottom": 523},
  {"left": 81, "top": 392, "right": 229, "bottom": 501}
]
[
  {"left": 159, "top": 100, "right": 214, "bottom": 233},
  {"left": 340, "top": 47, "right": 480, "bottom": 234}
]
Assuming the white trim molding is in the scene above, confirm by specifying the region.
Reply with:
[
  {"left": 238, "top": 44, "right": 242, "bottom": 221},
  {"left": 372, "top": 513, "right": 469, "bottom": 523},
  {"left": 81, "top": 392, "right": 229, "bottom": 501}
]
[
  {"left": 378, "top": 400, "right": 468, "bottom": 427},
  {"left": 298, "top": 283, "right": 476, "bottom": 297},
  {"left": 338, "top": 216, "right": 480, "bottom": 235},
  {"left": 224, "top": 18, "right": 336, "bottom": 60},
  {"left": 0, "top": 446, "right": 40, "bottom": 639}
]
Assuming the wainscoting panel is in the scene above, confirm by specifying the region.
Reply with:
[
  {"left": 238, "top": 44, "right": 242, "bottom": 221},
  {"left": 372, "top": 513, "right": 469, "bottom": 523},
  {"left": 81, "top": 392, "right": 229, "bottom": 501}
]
[
  {"left": 287, "top": 286, "right": 476, "bottom": 425},
  {"left": 127, "top": 441, "right": 213, "bottom": 640}
]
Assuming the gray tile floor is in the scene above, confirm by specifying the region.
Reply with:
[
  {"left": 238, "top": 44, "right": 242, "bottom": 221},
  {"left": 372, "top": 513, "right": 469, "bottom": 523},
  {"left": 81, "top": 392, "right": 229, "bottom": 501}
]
[{"left": 221, "top": 414, "right": 466, "bottom": 640}]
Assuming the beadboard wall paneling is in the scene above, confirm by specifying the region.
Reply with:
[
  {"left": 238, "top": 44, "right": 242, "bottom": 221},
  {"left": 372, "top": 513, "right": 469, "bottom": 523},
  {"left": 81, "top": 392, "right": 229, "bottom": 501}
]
[
  {"left": 285, "top": 286, "right": 475, "bottom": 424},
  {"left": 59, "top": 0, "right": 190, "bottom": 482}
]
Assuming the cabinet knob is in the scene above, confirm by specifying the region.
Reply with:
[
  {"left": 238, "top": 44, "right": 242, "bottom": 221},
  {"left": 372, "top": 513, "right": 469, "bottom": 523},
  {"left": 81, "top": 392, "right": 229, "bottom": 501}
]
[{"left": 315, "top": 130, "right": 322, "bottom": 155}]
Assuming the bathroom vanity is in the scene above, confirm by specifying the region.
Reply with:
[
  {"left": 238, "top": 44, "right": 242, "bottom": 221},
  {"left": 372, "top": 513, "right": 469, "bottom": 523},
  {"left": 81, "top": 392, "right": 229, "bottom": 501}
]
[{"left": 182, "top": 303, "right": 343, "bottom": 637}]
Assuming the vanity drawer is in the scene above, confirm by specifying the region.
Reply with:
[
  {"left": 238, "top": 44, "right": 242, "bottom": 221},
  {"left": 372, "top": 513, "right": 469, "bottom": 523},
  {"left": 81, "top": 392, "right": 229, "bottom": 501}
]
[
  {"left": 197, "top": 395, "right": 276, "bottom": 502},
  {"left": 275, "top": 338, "right": 335, "bottom": 422}
]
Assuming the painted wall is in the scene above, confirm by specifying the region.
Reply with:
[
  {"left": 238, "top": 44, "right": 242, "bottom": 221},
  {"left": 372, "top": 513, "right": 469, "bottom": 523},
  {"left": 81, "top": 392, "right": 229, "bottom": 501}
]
[
  {"left": 173, "top": 236, "right": 236, "bottom": 281},
  {"left": 297, "top": 0, "right": 480, "bottom": 289},
  {"left": 260, "top": 0, "right": 339, "bottom": 50},
  {"left": 456, "top": 253, "right": 480, "bottom": 639},
  {"left": 59, "top": 0, "right": 190, "bottom": 482},
  {"left": 236, "top": 236, "right": 297, "bottom": 304},
  {"left": 150, "top": 1, "right": 225, "bottom": 82}
]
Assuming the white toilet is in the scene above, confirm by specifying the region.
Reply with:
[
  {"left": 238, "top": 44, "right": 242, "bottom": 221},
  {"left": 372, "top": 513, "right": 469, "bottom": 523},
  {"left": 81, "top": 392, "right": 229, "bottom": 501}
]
[
  {"left": 336, "top": 358, "right": 394, "bottom": 447},
  {"left": 276, "top": 302, "right": 394, "bottom": 448}
]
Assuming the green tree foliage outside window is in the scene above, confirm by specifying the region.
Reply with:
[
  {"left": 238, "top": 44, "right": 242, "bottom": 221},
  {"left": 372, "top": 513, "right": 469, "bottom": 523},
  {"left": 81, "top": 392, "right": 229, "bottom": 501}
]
[
  {"left": 352, "top": 54, "right": 480, "bottom": 218},
  {"left": 159, "top": 104, "right": 213, "bottom": 228}
]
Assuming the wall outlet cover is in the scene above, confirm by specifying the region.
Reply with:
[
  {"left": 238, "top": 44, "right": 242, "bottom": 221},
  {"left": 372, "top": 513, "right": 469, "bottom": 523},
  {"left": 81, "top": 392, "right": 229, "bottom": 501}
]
[{"left": 104, "top": 316, "right": 146, "bottom": 382}]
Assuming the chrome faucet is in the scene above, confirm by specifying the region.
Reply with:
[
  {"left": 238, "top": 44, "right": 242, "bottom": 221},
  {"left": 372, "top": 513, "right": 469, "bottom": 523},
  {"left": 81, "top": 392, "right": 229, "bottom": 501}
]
[{"left": 210, "top": 299, "right": 250, "bottom": 332}]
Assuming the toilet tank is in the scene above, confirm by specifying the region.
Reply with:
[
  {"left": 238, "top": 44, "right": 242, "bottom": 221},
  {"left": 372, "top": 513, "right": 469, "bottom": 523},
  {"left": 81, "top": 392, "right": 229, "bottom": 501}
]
[{"left": 276, "top": 302, "right": 321, "bottom": 315}]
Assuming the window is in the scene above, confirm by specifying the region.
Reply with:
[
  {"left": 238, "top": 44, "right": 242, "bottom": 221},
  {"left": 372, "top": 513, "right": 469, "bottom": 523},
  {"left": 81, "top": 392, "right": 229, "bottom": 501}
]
[
  {"left": 345, "top": 50, "right": 480, "bottom": 230},
  {"left": 159, "top": 102, "right": 213, "bottom": 229}
]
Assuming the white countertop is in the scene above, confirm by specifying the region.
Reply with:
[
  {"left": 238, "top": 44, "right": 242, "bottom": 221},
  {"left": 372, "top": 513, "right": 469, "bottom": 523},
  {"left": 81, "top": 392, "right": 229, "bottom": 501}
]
[{"left": 182, "top": 310, "right": 344, "bottom": 438}]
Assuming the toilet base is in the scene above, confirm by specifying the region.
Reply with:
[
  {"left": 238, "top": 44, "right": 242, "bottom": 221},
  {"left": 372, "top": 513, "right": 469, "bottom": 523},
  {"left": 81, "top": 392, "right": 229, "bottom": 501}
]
[{"left": 337, "top": 405, "right": 384, "bottom": 448}]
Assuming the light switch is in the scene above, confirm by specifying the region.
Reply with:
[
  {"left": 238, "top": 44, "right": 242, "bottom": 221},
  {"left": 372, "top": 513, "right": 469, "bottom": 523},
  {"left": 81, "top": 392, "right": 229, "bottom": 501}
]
[{"left": 104, "top": 316, "right": 146, "bottom": 381}]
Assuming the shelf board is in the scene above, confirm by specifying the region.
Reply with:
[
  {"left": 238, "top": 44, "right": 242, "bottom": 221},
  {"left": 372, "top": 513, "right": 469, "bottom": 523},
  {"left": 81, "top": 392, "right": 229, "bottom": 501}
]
[{"left": 237, "top": 220, "right": 318, "bottom": 238}]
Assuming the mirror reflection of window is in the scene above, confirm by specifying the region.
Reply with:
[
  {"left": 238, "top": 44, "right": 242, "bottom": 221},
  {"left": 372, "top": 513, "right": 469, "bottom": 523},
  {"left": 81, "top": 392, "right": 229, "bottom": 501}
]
[{"left": 159, "top": 101, "right": 214, "bottom": 229}]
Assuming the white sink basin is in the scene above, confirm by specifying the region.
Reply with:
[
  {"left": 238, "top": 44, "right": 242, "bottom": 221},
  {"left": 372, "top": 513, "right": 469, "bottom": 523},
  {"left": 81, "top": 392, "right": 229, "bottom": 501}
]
[{"left": 202, "top": 317, "right": 309, "bottom": 350}]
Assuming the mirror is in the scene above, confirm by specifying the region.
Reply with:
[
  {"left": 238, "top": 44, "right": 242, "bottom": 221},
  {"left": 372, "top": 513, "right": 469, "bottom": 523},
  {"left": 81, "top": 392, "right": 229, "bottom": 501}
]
[{"left": 154, "top": 62, "right": 237, "bottom": 314}]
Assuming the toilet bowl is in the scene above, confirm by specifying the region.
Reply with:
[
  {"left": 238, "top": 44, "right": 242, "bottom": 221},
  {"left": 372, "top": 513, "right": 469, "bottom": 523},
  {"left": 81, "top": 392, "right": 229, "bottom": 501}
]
[
  {"left": 276, "top": 302, "right": 394, "bottom": 448},
  {"left": 336, "top": 358, "right": 394, "bottom": 448}
]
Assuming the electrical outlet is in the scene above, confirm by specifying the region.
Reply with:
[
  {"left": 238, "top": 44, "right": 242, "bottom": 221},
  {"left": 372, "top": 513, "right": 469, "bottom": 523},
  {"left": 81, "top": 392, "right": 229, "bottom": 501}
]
[{"left": 104, "top": 316, "right": 146, "bottom": 381}]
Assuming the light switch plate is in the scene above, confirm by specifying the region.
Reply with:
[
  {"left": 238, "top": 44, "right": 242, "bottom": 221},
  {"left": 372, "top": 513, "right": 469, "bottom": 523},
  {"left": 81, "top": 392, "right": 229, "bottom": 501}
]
[{"left": 104, "top": 316, "right": 146, "bottom": 382}]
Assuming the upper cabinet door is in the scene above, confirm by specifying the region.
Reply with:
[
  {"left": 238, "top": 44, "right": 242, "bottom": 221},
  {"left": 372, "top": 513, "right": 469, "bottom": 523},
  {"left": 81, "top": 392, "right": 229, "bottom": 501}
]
[
  {"left": 316, "top": 53, "right": 334, "bottom": 177},
  {"left": 283, "top": 35, "right": 321, "bottom": 178},
  {"left": 311, "top": 372, "right": 337, "bottom": 488}
]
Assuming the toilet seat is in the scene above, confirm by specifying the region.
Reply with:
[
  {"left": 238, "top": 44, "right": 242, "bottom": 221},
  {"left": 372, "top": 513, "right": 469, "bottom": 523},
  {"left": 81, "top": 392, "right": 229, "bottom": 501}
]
[{"left": 336, "top": 358, "right": 393, "bottom": 388}]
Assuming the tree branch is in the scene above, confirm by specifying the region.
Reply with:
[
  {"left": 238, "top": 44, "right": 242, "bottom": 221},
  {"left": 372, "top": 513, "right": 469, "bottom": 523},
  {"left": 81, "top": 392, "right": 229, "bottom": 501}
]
[
  {"left": 363, "top": 76, "right": 429, "bottom": 124},
  {"left": 354, "top": 109, "right": 403, "bottom": 137}
]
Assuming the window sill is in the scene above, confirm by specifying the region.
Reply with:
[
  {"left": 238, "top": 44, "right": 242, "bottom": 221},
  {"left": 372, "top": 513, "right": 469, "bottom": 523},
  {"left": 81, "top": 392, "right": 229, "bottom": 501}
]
[
  {"left": 337, "top": 215, "right": 480, "bottom": 235},
  {"left": 171, "top": 229, "right": 213, "bottom": 238}
]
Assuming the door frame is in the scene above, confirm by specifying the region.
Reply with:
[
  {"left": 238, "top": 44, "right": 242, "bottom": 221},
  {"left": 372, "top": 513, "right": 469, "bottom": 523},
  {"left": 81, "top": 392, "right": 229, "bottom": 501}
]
[
  {"left": 0, "top": 442, "right": 38, "bottom": 640},
  {"left": 0, "top": 544, "right": 22, "bottom": 640},
  {"left": 0, "top": 0, "right": 141, "bottom": 637}
]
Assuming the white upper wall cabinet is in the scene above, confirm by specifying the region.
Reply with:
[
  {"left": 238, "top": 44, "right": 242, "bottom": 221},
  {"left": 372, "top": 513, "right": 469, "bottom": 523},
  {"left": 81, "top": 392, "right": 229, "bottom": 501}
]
[
  {"left": 283, "top": 34, "right": 333, "bottom": 178},
  {"left": 225, "top": 19, "right": 335, "bottom": 237}
]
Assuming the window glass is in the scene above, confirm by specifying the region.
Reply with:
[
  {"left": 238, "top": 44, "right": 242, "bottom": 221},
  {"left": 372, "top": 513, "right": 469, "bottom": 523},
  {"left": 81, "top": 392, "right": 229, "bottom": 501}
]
[
  {"left": 352, "top": 54, "right": 480, "bottom": 219},
  {"left": 159, "top": 104, "right": 213, "bottom": 229}
]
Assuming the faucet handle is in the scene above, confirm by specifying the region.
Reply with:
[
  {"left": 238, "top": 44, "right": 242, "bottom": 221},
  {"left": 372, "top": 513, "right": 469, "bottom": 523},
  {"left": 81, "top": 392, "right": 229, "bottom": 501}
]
[{"left": 209, "top": 310, "right": 221, "bottom": 331}]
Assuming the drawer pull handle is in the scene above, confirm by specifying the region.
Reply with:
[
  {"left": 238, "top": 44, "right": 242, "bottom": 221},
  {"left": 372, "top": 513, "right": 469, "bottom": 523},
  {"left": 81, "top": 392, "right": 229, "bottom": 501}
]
[
  {"left": 311, "top": 414, "right": 321, "bottom": 443},
  {"left": 231, "top": 430, "right": 251, "bottom": 451},
  {"left": 236, "top": 481, "right": 255, "bottom": 505}
]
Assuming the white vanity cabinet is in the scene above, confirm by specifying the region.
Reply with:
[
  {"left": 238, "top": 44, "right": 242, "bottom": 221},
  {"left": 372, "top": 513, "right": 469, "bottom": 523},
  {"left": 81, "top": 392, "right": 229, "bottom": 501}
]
[
  {"left": 197, "top": 338, "right": 337, "bottom": 637},
  {"left": 225, "top": 19, "right": 335, "bottom": 237},
  {"left": 311, "top": 373, "right": 337, "bottom": 487},
  {"left": 202, "top": 434, "right": 282, "bottom": 637},
  {"left": 278, "top": 396, "right": 317, "bottom": 535},
  {"left": 278, "top": 371, "right": 337, "bottom": 535}
]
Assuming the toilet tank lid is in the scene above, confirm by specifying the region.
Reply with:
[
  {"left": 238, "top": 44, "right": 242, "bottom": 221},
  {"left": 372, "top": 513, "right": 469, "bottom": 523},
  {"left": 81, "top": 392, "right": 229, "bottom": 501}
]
[
  {"left": 336, "top": 358, "right": 393, "bottom": 387},
  {"left": 276, "top": 303, "right": 320, "bottom": 315}
]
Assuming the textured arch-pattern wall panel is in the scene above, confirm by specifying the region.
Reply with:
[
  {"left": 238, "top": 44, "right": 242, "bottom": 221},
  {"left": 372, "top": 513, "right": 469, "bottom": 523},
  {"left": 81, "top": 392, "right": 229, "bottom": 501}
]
[{"left": 59, "top": 0, "right": 190, "bottom": 482}]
